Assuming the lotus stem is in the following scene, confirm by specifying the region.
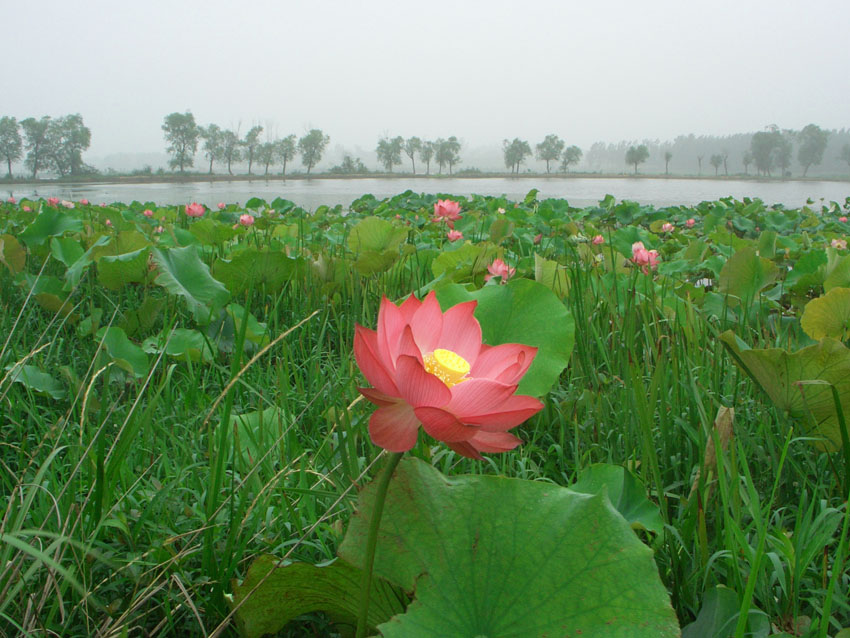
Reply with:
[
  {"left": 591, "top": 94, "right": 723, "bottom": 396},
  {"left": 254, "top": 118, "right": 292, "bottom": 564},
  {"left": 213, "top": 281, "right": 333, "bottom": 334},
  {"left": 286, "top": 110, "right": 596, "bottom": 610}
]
[{"left": 355, "top": 451, "right": 403, "bottom": 638}]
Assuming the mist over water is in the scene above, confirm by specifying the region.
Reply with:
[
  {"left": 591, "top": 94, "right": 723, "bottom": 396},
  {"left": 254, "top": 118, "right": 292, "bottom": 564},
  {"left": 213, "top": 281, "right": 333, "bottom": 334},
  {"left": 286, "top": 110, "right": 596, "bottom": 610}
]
[{"left": 5, "top": 176, "right": 849, "bottom": 210}]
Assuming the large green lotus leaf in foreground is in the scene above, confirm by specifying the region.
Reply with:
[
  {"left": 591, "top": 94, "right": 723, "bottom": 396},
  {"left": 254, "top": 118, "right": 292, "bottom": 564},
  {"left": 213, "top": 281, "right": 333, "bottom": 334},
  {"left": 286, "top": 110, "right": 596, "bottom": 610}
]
[
  {"left": 230, "top": 556, "right": 406, "bottom": 638},
  {"left": 151, "top": 245, "right": 230, "bottom": 321},
  {"left": 720, "top": 330, "right": 850, "bottom": 451},
  {"left": 717, "top": 246, "right": 778, "bottom": 304},
  {"left": 436, "top": 278, "right": 574, "bottom": 396},
  {"left": 339, "top": 458, "right": 679, "bottom": 638},
  {"left": 800, "top": 287, "right": 850, "bottom": 341}
]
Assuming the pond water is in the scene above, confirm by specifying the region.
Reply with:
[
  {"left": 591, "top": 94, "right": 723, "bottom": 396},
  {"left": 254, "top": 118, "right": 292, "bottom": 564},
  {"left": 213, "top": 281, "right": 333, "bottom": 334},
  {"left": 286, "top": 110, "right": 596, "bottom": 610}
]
[{"left": 4, "top": 176, "right": 849, "bottom": 210}]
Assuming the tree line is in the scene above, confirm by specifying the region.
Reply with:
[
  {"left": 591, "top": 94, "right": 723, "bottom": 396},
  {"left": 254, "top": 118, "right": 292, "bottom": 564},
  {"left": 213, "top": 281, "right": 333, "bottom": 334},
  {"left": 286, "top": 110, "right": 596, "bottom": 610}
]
[{"left": 0, "top": 115, "right": 93, "bottom": 179}]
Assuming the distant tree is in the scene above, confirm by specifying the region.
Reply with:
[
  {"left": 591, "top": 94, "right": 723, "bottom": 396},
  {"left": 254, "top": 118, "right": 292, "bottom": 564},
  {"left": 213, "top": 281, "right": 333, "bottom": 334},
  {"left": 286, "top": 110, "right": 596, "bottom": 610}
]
[
  {"left": 535, "top": 134, "right": 565, "bottom": 173},
  {"left": 257, "top": 141, "right": 275, "bottom": 175},
  {"left": 663, "top": 150, "right": 672, "bottom": 175},
  {"left": 200, "top": 124, "right": 223, "bottom": 174},
  {"left": 721, "top": 149, "right": 729, "bottom": 176},
  {"left": 376, "top": 135, "right": 403, "bottom": 172},
  {"left": 419, "top": 140, "right": 434, "bottom": 175},
  {"left": 709, "top": 154, "right": 723, "bottom": 176},
  {"left": 435, "top": 136, "right": 461, "bottom": 174},
  {"left": 841, "top": 144, "right": 850, "bottom": 172},
  {"left": 274, "top": 134, "right": 297, "bottom": 176},
  {"left": 751, "top": 131, "right": 775, "bottom": 176},
  {"left": 220, "top": 130, "right": 242, "bottom": 175},
  {"left": 403, "top": 137, "right": 422, "bottom": 174},
  {"left": 44, "top": 114, "right": 91, "bottom": 176},
  {"left": 742, "top": 150, "right": 753, "bottom": 175},
  {"left": 330, "top": 155, "right": 369, "bottom": 174},
  {"left": 298, "top": 129, "right": 330, "bottom": 174},
  {"left": 696, "top": 154, "right": 704, "bottom": 176},
  {"left": 797, "top": 123, "right": 828, "bottom": 177},
  {"left": 773, "top": 133, "right": 792, "bottom": 177},
  {"left": 20, "top": 116, "right": 51, "bottom": 179},
  {"left": 242, "top": 125, "right": 264, "bottom": 175},
  {"left": 503, "top": 138, "right": 532, "bottom": 174},
  {"left": 0, "top": 116, "right": 22, "bottom": 178},
  {"left": 162, "top": 111, "right": 199, "bottom": 172},
  {"left": 560, "top": 145, "right": 582, "bottom": 173},
  {"left": 625, "top": 144, "right": 649, "bottom": 174}
]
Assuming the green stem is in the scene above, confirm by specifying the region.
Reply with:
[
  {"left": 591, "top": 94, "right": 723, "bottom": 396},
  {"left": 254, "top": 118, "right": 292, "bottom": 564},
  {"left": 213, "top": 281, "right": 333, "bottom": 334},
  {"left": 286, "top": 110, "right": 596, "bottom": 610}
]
[{"left": 355, "top": 451, "right": 404, "bottom": 638}]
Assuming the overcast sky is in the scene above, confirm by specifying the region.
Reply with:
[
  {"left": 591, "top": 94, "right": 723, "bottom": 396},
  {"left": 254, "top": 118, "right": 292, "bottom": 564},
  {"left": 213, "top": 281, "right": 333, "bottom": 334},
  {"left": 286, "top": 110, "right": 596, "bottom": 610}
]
[{"left": 4, "top": 0, "right": 849, "bottom": 158}]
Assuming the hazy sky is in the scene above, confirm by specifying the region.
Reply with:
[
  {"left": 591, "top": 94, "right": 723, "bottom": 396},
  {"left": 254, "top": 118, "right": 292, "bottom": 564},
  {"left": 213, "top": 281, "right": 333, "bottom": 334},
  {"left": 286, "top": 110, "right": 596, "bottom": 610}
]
[{"left": 4, "top": 0, "right": 849, "bottom": 158}]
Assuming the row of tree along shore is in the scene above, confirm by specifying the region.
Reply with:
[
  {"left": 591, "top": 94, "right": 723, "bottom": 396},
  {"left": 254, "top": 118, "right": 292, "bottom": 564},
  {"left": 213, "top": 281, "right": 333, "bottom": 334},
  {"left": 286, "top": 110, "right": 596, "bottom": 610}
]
[{"left": 2, "top": 111, "right": 850, "bottom": 181}]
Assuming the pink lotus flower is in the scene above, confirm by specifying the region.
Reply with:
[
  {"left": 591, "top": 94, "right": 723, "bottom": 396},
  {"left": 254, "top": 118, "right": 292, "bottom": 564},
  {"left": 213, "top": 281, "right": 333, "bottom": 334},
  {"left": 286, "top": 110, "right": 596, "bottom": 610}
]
[
  {"left": 105, "top": 219, "right": 113, "bottom": 227},
  {"left": 80, "top": 198, "right": 89, "bottom": 205},
  {"left": 354, "top": 291, "right": 543, "bottom": 459},
  {"left": 831, "top": 238, "right": 847, "bottom": 250},
  {"left": 185, "top": 202, "right": 205, "bottom": 218},
  {"left": 61, "top": 200, "right": 75, "bottom": 209},
  {"left": 154, "top": 225, "right": 164, "bottom": 234},
  {"left": 497, "top": 207, "right": 506, "bottom": 215},
  {"left": 99, "top": 203, "right": 107, "bottom": 208},
  {"left": 447, "top": 229, "right": 463, "bottom": 242},
  {"left": 22, "top": 205, "right": 31, "bottom": 212},
  {"left": 484, "top": 258, "right": 516, "bottom": 284},
  {"left": 6, "top": 197, "right": 16, "bottom": 204},
  {"left": 841, "top": 216, "right": 848, "bottom": 223},
  {"left": 47, "top": 197, "right": 60, "bottom": 206},
  {"left": 592, "top": 234, "right": 604, "bottom": 245},
  {"left": 239, "top": 213, "right": 255, "bottom": 227},
  {"left": 434, "top": 199, "right": 461, "bottom": 225},
  {"left": 686, "top": 218, "right": 696, "bottom": 228},
  {"left": 143, "top": 209, "right": 154, "bottom": 218},
  {"left": 661, "top": 222, "right": 674, "bottom": 232},
  {"left": 631, "top": 241, "right": 660, "bottom": 273},
  {"left": 217, "top": 202, "right": 226, "bottom": 210}
]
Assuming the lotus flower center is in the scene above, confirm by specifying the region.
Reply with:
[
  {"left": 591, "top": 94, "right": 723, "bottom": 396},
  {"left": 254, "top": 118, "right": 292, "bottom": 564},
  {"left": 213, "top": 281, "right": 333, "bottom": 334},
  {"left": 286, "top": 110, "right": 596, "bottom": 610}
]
[{"left": 424, "top": 348, "right": 470, "bottom": 387}]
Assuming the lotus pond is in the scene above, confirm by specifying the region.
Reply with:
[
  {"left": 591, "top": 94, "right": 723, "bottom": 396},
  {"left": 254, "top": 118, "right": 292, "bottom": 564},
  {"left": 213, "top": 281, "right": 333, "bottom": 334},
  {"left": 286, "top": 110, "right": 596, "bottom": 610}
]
[{"left": 1, "top": 190, "right": 850, "bottom": 637}]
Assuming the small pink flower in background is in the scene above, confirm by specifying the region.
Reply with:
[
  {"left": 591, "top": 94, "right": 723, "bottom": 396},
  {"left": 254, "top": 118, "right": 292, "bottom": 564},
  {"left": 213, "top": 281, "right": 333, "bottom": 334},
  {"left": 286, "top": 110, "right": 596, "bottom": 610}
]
[
  {"left": 22, "top": 205, "right": 31, "bottom": 212},
  {"left": 661, "top": 222, "right": 674, "bottom": 232},
  {"left": 266, "top": 209, "right": 275, "bottom": 216},
  {"left": 497, "top": 207, "right": 506, "bottom": 215},
  {"left": 434, "top": 199, "right": 461, "bottom": 225},
  {"left": 447, "top": 229, "right": 463, "bottom": 242},
  {"left": 631, "top": 241, "right": 660, "bottom": 273},
  {"left": 99, "top": 203, "right": 107, "bottom": 208},
  {"left": 154, "top": 225, "right": 164, "bottom": 234},
  {"left": 353, "top": 291, "right": 543, "bottom": 458},
  {"left": 395, "top": 214, "right": 402, "bottom": 219},
  {"left": 686, "top": 218, "right": 696, "bottom": 228},
  {"left": 80, "top": 198, "right": 89, "bottom": 205},
  {"left": 414, "top": 214, "right": 419, "bottom": 220},
  {"left": 143, "top": 209, "right": 154, "bottom": 218},
  {"left": 6, "top": 197, "right": 16, "bottom": 204},
  {"left": 533, "top": 233, "right": 543, "bottom": 245},
  {"left": 61, "top": 200, "right": 75, "bottom": 209},
  {"left": 47, "top": 197, "right": 59, "bottom": 206},
  {"left": 831, "top": 238, "right": 847, "bottom": 250},
  {"left": 239, "top": 213, "right": 255, "bottom": 227},
  {"left": 217, "top": 202, "right": 226, "bottom": 210},
  {"left": 105, "top": 219, "right": 113, "bottom": 227},
  {"left": 841, "top": 216, "right": 848, "bottom": 223},
  {"left": 484, "top": 258, "right": 516, "bottom": 284},
  {"left": 185, "top": 202, "right": 205, "bottom": 218},
  {"left": 592, "top": 234, "right": 605, "bottom": 245}
]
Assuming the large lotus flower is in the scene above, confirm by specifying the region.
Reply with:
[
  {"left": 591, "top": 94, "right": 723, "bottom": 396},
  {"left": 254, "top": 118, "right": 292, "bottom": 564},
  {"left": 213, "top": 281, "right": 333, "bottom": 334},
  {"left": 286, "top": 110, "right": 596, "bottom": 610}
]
[
  {"left": 484, "top": 258, "right": 515, "bottom": 283},
  {"left": 631, "top": 241, "right": 660, "bottom": 273},
  {"left": 661, "top": 222, "right": 674, "bottom": 232},
  {"left": 354, "top": 292, "right": 543, "bottom": 459},
  {"left": 434, "top": 199, "right": 461, "bottom": 226},
  {"left": 185, "top": 202, "right": 205, "bottom": 218},
  {"left": 239, "top": 213, "right": 255, "bottom": 227}
]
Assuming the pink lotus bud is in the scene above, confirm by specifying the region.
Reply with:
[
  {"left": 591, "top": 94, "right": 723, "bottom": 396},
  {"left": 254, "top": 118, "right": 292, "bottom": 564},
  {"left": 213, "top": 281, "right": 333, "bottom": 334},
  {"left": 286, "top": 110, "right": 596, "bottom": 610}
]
[
  {"left": 239, "top": 213, "right": 255, "bottom": 227},
  {"left": 143, "top": 209, "right": 154, "bottom": 218},
  {"left": 80, "top": 198, "right": 89, "bottom": 205},
  {"left": 185, "top": 202, "right": 205, "bottom": 218},
  {"left": 105, "top": 219, "right": 113, "bottom": 227},
  {"left": 592, "top": 235, "right": 604, "bottom": 245},
  {"left": 6, "top": 197, "right": 15, "bottom": 204},
  {"left": 217, "top": 202, "right": 226, "bottom": 210},
  {"left": 154, "top": 225, "right": 164, "bottom": 234},
  {"left": 841, "top": 216, "right": 848, "bottom": 223},
  {"left": 47, "top": 197, "right": 60, "bottom": 206},
  {"left": 661, "top": 222, "right": 674, "bottom": 232},
  {"left": 533, "top": 233, "right": 543, "bottom": 245},
  {"left": 686, "top": 218, "right": 696, "bottom": 228},
  {"left": 395, "top": 214, "right": 402, "bottom": 219},
  {"left": 447, "top": 229, "right": 463, "bottom": 242},
  {"left": 22, "top": 205, "right": 31, "bottom": 212}
]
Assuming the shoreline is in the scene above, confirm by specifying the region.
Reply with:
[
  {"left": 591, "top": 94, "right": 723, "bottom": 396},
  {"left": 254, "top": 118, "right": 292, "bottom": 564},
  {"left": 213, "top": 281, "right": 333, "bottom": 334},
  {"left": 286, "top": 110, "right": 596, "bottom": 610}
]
[{"left": 3, "top": 171, "right": 850, "bottom": 188}]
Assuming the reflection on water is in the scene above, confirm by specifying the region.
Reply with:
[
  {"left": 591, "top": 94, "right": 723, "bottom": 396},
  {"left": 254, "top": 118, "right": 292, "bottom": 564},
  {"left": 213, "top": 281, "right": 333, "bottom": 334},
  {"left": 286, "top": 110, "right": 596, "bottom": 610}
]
[{"left": 4, "top": 176, "right": 849, "bottom": 210}]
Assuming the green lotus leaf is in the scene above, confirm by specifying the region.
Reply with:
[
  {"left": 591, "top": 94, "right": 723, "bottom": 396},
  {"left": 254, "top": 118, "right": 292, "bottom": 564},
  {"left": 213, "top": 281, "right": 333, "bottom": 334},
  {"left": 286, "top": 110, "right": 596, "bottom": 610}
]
[{"left": 800, "top": 287, "right": 850, "bottom": 341}]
